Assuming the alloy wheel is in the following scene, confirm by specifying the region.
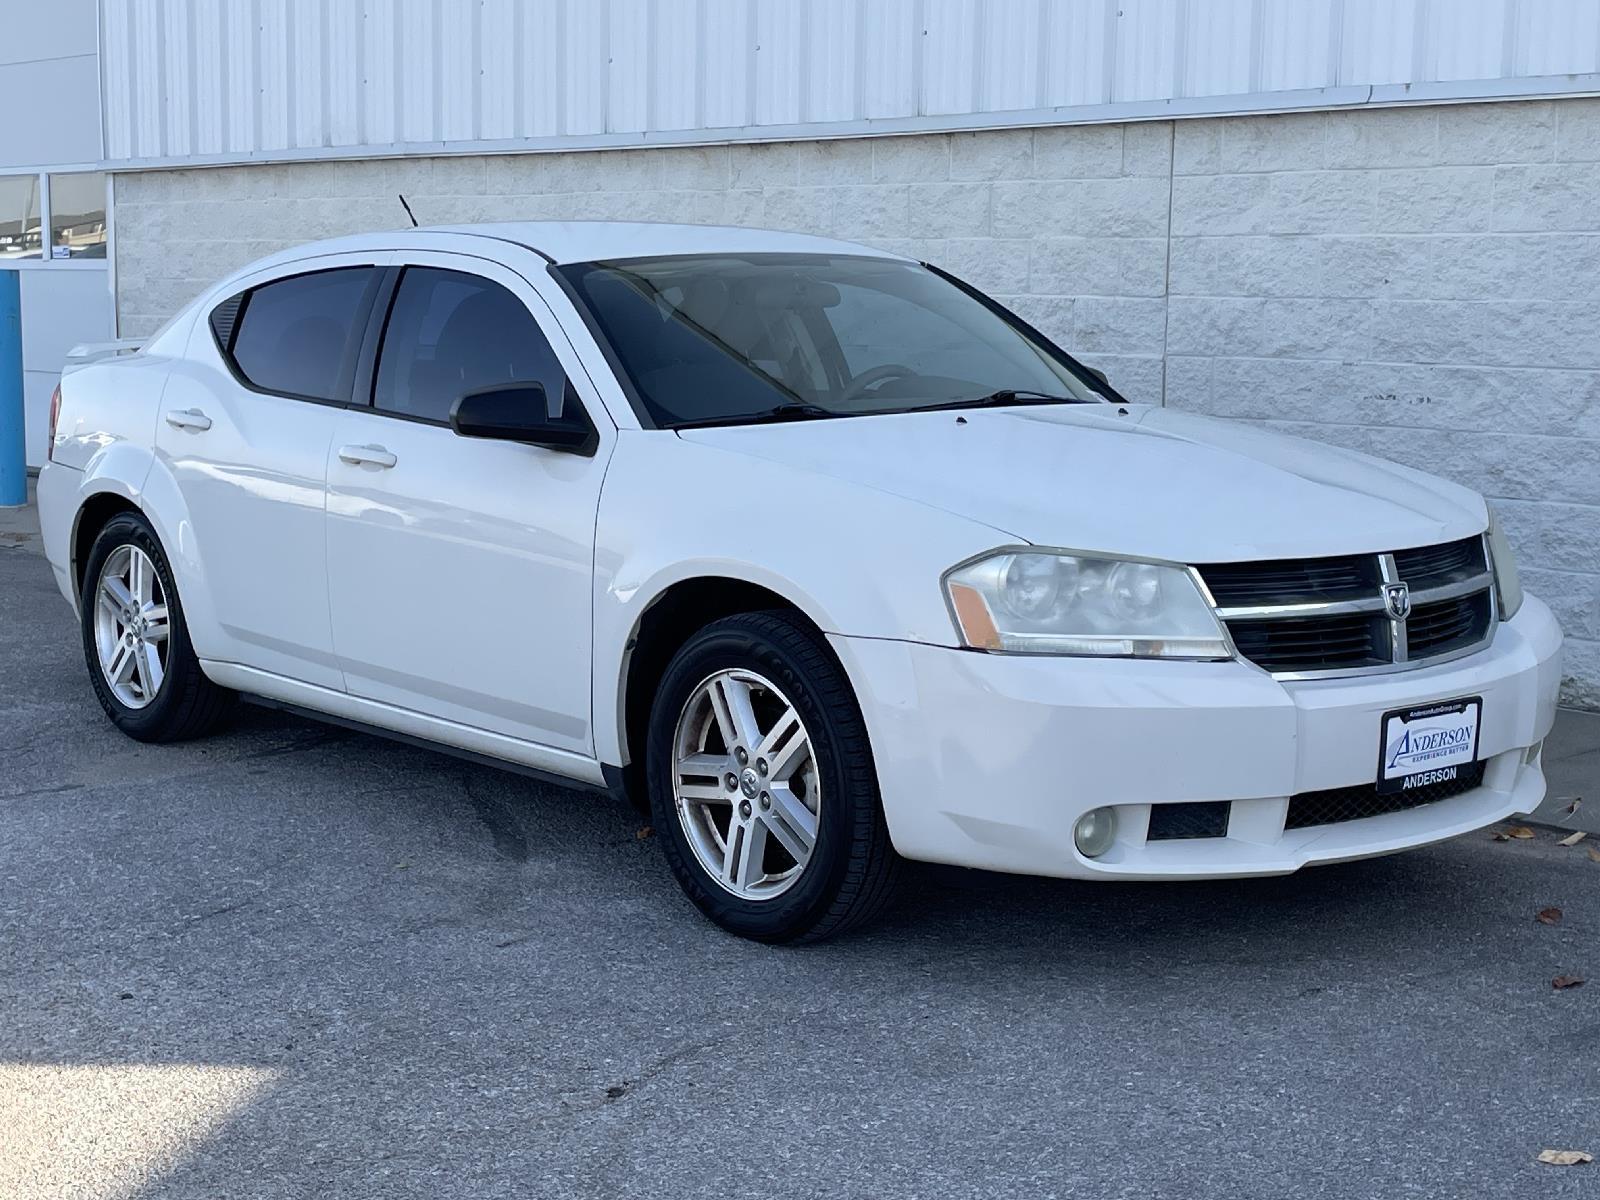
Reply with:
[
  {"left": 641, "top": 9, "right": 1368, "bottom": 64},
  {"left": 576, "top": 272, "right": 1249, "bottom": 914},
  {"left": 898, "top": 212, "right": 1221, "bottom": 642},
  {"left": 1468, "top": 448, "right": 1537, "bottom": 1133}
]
[
  {"left": 672, "top": 668, "right": 821, "bottom": 900},
  {"left": 93, "top": 544, "right": 170, "bottom": 709}
]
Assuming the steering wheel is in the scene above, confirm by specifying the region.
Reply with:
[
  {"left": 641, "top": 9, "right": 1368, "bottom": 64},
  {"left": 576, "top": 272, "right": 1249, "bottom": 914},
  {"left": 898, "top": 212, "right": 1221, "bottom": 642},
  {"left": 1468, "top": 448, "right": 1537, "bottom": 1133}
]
[{"left": 839, "top": 363, "right": 917, "bottom": 405}]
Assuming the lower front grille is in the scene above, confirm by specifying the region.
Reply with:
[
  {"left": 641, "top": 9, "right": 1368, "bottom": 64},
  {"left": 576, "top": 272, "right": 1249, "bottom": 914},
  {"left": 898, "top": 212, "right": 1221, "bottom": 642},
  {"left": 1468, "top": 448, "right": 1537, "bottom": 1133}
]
[
  {"left": 1147, "top": 801, "right": 1231, "bottom": 840},
  {"left": 1285, "top": 760, "right": 1488, "bottom": 830}
]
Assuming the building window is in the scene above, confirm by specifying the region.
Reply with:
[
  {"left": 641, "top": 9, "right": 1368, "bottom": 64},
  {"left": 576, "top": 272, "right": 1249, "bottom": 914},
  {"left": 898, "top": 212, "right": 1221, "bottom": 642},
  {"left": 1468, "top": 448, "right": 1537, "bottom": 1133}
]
[
  {"left": 0, "top": 175, "right": 42, "bottom": 260},
  {"left": 49, "top": 173, "right": 106, "bottom": 259}
]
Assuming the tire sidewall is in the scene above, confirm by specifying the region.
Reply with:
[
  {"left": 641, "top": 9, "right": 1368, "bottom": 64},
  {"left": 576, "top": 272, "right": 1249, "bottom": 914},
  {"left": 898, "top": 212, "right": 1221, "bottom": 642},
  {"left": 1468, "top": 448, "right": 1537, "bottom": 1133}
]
[
  {"left": 647, "top": 616, "right": 873, "bottom": 942},
  {"left": 80, "top": 513, "right": 203, "bottom": 738}
]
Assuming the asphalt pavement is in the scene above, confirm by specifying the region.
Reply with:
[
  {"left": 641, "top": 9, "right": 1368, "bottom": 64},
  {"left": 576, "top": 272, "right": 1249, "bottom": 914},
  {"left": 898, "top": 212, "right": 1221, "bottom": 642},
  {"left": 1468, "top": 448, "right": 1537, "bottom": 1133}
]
[{"left": 3, "top": 517, "right": 1598, "bottom": 1199}]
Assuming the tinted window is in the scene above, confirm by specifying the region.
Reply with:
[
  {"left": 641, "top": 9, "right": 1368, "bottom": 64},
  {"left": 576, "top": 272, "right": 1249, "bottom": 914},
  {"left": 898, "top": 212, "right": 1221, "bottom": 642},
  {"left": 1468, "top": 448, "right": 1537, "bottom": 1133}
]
[
  {"left": 373, "top": 267, "right": 567, "bottom": 423},
  {"left": 557, "top": 254, "right": 1100, "bottom": 428},
  {"left": 225, "top": 268, "right": 375, "bottom": 401}
]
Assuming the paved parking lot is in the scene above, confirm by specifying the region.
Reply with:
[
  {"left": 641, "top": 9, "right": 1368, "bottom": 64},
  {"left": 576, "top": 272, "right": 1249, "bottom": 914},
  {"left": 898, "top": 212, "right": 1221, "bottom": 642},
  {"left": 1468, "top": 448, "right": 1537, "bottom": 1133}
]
[{"left": 3, "top": 526, "right": 1598, "bottom": 1198}]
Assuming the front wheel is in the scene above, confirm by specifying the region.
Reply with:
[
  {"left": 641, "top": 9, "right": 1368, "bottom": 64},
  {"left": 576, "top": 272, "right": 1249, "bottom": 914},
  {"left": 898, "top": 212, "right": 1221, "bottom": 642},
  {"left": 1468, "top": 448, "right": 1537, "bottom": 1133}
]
[
  {"left": 647, "top": 611, "right": 900, "bottom": 942},
  {"left": 79, "top": 512, "right": 235, "bottom": 742}
]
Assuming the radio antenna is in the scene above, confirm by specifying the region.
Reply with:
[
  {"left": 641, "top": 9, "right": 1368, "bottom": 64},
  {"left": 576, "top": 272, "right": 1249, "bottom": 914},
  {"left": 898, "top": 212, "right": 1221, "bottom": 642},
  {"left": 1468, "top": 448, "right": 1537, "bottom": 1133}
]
[{"left": 398, "top": 194, "right": 419, "bottom": 228}]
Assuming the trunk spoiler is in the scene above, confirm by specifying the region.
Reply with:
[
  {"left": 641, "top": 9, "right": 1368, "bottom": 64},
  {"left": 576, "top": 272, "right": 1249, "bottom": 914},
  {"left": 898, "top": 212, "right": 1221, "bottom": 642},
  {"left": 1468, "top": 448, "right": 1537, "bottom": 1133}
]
[{"left": 64, "top": 338, "right": 145, "bottom": 374}]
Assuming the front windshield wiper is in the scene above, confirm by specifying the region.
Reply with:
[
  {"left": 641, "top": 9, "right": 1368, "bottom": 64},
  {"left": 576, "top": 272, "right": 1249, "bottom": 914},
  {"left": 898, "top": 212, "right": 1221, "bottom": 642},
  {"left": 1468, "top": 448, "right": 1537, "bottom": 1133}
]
[
  {"left": 912, "top": 388, "right": 1098, "bottom": 413},
  {"left": 668, "top": 402, "right": 841, "bottom": 431}
]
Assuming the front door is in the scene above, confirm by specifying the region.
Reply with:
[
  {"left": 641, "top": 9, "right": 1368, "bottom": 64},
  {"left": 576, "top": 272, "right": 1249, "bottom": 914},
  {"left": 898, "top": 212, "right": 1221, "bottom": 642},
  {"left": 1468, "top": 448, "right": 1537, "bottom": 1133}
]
[{"left": 324, "top": 255, "right": 609, "bottom": 756}]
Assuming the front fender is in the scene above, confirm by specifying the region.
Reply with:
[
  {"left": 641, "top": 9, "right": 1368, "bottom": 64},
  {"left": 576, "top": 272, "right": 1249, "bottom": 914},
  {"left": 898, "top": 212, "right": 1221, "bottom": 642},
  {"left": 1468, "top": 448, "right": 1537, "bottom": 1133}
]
[{"left": 589, "top": 431, "right": 1010, "bottom": 766}]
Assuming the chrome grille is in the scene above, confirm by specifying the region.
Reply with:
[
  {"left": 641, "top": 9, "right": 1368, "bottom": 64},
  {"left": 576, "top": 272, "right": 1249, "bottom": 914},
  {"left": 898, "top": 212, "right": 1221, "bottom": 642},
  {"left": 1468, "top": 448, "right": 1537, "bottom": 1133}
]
[{"left": 1196, "top": 536, "right": 1496, "bottom": 677}]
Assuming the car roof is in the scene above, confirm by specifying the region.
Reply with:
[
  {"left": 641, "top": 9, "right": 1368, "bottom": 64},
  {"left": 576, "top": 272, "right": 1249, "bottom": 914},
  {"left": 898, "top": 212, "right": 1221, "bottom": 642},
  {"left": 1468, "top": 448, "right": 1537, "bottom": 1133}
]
[
  {"left": 252, "top": 222, "right": 909, "bottom": 270},
  {"left": 432, "top": 221, "right": 908, "bottom": 265}
]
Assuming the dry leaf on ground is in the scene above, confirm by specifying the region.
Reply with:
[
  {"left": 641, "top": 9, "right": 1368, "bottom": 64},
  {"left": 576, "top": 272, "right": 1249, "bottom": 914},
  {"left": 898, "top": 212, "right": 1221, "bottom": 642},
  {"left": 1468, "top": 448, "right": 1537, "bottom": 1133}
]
[
  {"left": 635, "top": 826, "right": 654, "bottom": 840},
  {"left": 1560, "top": 797, "right": 1583, "bottom": 816},
  {"left": 1538, "top": 907, "right": 1564, "bottom": 925},
  {"left": 1504, "top": 826, "right": 1536, "bottom": 840},
  {"left": 1537, "top": 1149, "right": 1593, "bottom": 1166},
  {"left": 1558, "top": 831, "right": 1588, "bottom": 847},
  {"left": 1553, "top": 975, "right": 1586, "bottom": 990},
  {"left": 1588, "top": 846, "right": 1600, "bottom": 864}
]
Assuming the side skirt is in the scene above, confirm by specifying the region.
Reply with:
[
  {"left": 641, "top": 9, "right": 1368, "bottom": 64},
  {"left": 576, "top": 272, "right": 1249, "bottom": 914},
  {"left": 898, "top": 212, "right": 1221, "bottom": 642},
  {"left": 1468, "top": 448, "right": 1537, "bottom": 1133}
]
[{"left": 202, "top": 659, "right": 610, "bottom": 793}]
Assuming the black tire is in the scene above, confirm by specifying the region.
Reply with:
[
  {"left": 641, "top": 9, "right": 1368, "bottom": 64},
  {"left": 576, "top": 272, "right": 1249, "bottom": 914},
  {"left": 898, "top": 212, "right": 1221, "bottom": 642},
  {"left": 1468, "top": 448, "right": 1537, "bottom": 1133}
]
[
  {"left": 647, "top": 610, "right": 901, "bottom": 943},
  {"left": 79, "top": 512, "right": 236, "bottom": 742}
]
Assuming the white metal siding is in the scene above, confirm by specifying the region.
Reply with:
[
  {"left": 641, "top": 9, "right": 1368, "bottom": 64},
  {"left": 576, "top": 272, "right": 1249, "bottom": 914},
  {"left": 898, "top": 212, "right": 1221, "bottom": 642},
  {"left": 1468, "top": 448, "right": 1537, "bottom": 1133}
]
[
  {"left": 0, "top": 0, "right": 100, "bottom": 170},
  {"left": 102, "top": 0, "right": 1600, "bottom": 167}
]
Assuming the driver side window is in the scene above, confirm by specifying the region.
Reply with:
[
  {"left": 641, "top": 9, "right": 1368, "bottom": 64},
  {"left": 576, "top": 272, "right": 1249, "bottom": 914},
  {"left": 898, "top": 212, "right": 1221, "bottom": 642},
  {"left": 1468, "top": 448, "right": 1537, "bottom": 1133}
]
[{"left": 373, "top": 267, "right": 567, "bottom": 423}]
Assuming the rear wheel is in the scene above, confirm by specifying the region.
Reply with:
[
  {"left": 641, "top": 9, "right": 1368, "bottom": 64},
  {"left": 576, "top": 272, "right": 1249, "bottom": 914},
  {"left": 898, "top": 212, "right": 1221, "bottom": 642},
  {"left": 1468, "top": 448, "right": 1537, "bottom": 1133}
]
[
  {"left": 80, "top": 512, "right": 235, "bottom": 742},
  {"left": 647, "top": 610, "right": 900, "bottom": 942}
]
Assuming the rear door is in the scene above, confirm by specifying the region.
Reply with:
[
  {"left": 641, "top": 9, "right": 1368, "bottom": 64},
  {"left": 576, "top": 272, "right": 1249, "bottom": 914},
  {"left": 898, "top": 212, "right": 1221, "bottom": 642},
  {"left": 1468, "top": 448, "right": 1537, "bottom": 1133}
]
[
  {"left": 323, "top": 252, "right": 612, "bottom": 756},
  {"left": 155, "top": 254, "right": 388, "bottom": 688}
]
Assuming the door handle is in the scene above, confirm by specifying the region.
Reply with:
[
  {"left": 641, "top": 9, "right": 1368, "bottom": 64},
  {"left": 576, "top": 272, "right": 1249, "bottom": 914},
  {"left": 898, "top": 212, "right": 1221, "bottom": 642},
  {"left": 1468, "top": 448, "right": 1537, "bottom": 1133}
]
[
  {"left": 337, "top": 443, "right": 397, "bottom": 469},
  {"left": 164, "top": 408, "right": 212, "bottom": 431}
]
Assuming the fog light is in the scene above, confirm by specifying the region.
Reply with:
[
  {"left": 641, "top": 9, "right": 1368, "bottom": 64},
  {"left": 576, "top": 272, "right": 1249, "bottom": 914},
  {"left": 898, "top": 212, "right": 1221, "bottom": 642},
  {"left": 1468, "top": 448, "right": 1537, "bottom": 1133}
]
[{"left": 1074, "top": 807, "right": 1118, "bottom": 858}]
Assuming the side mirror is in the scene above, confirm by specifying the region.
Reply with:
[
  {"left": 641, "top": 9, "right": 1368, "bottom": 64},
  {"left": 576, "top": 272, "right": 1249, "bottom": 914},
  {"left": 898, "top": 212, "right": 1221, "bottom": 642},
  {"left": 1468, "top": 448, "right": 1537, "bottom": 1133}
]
[{"left": 449, "top": 383, "right": 598, "bottom": 457}]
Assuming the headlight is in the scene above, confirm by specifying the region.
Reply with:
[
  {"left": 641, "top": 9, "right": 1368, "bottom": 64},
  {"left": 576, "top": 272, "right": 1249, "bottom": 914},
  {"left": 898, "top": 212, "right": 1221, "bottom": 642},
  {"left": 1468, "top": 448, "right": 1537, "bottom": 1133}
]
[
  {"left": 944, "top": 549, "right": 1232, "bottom": 658},
  {"left": 1487, "top": 512, "right": 1523, "bottom": 620}
]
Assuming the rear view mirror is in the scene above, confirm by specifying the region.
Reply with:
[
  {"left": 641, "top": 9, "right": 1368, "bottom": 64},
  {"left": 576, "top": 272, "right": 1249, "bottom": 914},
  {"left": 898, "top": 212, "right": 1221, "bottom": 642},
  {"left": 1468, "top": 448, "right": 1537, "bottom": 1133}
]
[{"left": 450, "top": 383, "right": 598, "bottom": 457}]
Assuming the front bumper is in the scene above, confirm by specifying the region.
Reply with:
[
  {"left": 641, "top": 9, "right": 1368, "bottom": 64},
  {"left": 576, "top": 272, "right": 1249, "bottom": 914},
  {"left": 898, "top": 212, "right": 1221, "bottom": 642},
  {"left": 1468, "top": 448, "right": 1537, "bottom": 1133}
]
[{"left": 830, "top": 595, "right": 1563, "bottom": 881}]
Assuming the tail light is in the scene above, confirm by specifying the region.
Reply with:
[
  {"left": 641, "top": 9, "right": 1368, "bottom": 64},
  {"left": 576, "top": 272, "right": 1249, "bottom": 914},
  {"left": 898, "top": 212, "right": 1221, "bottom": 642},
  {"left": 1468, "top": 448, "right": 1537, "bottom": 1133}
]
[{"left": 46, "top": 382, "right": 61, "bottom": 462}]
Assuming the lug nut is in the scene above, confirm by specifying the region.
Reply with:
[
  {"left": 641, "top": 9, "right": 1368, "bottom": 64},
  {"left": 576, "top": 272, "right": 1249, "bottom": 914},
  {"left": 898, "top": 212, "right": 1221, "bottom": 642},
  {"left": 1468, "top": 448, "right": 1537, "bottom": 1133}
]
[
  {"left": 759, "top": 793, "right": 771, "bottom": 810},
  {"left": 738, "top": 800, "right": 752, "bottom": 819},
  {"left": 757, "top": 759, "right": 768, "bottom": 776},
  {"left": 725, "top": 773, "right": 738, "bottom": 790},
  {"left": 735, "top": 747, "right": 748, "bottom": 765}
]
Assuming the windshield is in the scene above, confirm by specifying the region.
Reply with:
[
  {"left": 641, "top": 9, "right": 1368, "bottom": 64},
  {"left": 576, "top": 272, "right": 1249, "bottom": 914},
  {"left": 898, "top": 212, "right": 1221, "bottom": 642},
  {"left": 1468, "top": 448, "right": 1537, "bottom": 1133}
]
[{"left": 555, "top": 253, "right": 1106, "bottom": 428}]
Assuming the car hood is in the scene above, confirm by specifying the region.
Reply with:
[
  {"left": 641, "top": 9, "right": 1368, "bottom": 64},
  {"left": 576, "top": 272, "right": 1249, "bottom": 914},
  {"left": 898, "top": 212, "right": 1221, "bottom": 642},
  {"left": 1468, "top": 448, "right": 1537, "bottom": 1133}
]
[{"left": 677, "top": 404, "right": 1488, "bottom": 562}]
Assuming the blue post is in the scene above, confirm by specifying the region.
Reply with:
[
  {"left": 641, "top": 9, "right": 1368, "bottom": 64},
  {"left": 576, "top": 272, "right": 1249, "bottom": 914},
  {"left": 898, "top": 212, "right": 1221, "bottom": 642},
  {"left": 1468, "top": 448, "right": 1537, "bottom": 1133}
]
[{"left": 0, "top": 269, "right": 24, "bottom": 506}]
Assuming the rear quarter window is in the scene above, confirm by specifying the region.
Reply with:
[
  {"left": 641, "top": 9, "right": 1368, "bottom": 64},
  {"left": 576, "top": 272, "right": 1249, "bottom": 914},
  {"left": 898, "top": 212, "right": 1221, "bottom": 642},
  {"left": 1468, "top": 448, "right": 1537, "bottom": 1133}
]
[{"left": 211, "top": 267, "right": 376, "bottom": 402}]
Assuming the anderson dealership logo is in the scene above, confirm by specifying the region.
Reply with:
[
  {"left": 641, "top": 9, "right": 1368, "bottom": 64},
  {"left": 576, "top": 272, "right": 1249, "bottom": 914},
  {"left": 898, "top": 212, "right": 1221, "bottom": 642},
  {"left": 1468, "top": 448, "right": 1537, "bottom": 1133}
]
[{"left": 1387, "top": 721, "right": 1473, "bottom": 772}]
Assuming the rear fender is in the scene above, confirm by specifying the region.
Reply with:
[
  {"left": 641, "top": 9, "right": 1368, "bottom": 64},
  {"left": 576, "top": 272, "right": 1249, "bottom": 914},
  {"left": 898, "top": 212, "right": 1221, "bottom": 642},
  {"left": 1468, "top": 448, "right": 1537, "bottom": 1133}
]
[{"left": 62, "top": 443, "right": 222, "bottom": 661}]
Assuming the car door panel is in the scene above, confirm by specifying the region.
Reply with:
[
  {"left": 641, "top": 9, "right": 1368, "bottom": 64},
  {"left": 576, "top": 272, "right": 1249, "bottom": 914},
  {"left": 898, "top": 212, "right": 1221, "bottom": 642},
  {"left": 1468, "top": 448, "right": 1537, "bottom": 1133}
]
[
  {"left": 154, "top": 255, "right": 388, "bottom": 688},
  {"left": 324, "top": 255, "right": 609, "bottom": 755}
]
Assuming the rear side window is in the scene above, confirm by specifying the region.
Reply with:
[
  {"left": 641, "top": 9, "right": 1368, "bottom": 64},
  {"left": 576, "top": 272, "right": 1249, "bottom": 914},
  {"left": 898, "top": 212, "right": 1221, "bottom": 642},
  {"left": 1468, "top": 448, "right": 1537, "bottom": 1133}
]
[
  {"left": 372, "top": 267, "right": 567, "bottom": 423},
  {"left": 214, "top": 267, "right": 375, "bottom": 401}
]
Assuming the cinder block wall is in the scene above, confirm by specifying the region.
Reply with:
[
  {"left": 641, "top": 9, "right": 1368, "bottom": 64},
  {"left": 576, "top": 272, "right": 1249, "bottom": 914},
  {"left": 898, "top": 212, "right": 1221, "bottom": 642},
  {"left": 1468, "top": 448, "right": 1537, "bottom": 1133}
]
[{"left": 112, "top": 98, "right": 1600, "bottom": 706}]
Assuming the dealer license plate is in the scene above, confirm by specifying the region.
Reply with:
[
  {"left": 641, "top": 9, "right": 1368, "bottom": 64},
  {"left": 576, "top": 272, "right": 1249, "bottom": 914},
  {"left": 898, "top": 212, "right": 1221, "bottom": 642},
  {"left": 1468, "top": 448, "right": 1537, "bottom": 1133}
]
[{"left": 1377, "top": 697, "right": 1482, "bottom": 795}]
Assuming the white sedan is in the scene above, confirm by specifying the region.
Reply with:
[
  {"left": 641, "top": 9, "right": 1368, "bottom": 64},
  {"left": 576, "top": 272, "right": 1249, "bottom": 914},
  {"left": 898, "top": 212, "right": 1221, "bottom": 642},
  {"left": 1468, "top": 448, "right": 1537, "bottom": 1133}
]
[{"left": 38, "top": 222, "right": 1563, "bottom": 942}]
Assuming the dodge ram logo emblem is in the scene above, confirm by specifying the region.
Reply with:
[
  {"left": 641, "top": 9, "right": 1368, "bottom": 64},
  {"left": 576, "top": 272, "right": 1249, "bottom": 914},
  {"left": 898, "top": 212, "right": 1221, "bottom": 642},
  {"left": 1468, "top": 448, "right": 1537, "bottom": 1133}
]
[{"left": 1382, "top": 582, "right": 1411, "bottom": 621}]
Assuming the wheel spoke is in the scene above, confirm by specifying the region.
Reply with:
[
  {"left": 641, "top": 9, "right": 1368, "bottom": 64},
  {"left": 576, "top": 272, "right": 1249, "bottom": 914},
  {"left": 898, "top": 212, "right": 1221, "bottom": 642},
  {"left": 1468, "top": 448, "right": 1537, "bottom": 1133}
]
[
  {"left": 710, "top": 675, "right": 761, "bottom": 751},
  {"left": 131, "top": 642, "right": 152, "bottom": 696},
  {"left": 107, "top": 641, "right": 137, "bottom": 687},
  {"left": 722, "top": 818, "right": 767, "bottom": 890},
  {"left": 677, "top": 752, "right": 726, "bottom": 779},
  {"left": 104, "top": 577, "right": 136, "bottom": 620},
  {"left": 677, "top": 780, "right": 733, "bottom": 804},
  {"left": 128, "top": 550, "right": 149, "bottom": 607},
  {"left": 758, "top": 711, "right": 809, "bottom": 783},
  {"left": 140, "top": 643, "right": 164, "bottom": 697},
  {"left": 765, "top": 784, "right": 817, "bottom": 861}
]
